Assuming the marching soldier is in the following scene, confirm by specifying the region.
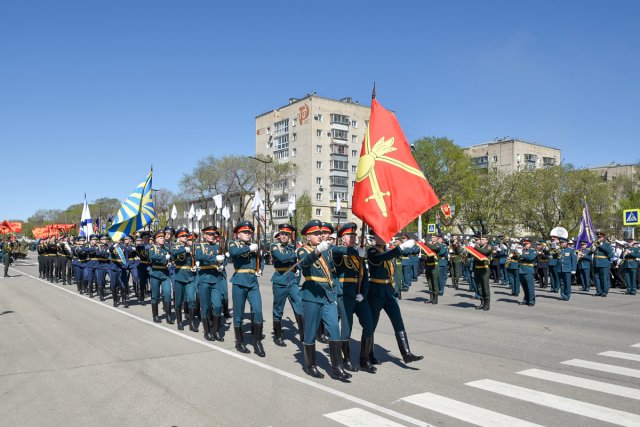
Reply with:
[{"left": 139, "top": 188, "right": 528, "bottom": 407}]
[
  {"left": 95, "top": 235, "right": 112, "bottom": 302},
  {"left": 576, "top": 241, "right": 593, "bottom": 291},
  {"left": 135, "top": 232, "right": 151, "bottom": 305},
  {"left": 518, "top": 238, "right": 538, "bottom": 306},
  {"left": 592, "top": 232, "right": 613, "bottom": 297},
  {"left": 332, "top": 223, "right": 376, "bottom": 373},
  {"left": 171, "top": 227, "right": 198, "bottom": 332},
  {"left": 449, "top": 236, "right": 464, "bottom": 290},
  {"left": 195, "top": 226, "right": 226, "bottom": 341},
  {"left": 37, "top": 239, "right": 46, "bottom": 278},
  {"left": 297, "top": 219, "right": 351, "bottom": 380},
  {"left": 558, "top": 238, "right": 577, "bottom": 301},
  {"left": 1, "top": 237, "right": 12, "bottom": 277},
  {"left": 424, "top": 235, "right": 440, "bottom": 304},
  {"left": 622, "top": 239, "right": 638, "bottom": 295},
  {"left": 122, "top": 235, "right": 139, "bottom": 306},
  {"left": 269, "top": 223, "right": 304, "bottom": 347},
  {"left": 535, "top": 241, "right": 549, "bottom": 289},
  {"left": 506, "top": 243, "right": 520, "bottom": 296},
  {"left": 367, "top": 231, "right": 423, "bottom": 365},
  {"left": 399, "top": 234, "right": 414, "bottom": 292},
  {"left": 228, "top": 221, "right": 265, "bottom": 357},
  {"left": 71, "top": 236, "right": 88, "bottom": 293},
  {"left": 436, "top": 235, "right": 449, "bottom": 295},
  {"left": 149, "top": 230, "right": 173, "bottom": 323},
  {"left": 82, "top": 234, "right": 100, "bottom": 297},
  {"left": 472, "top": 236, "right": 492, "bottom": 310},
  {"left": 548, "top": 237, "right": 561, "bottom": 292}
]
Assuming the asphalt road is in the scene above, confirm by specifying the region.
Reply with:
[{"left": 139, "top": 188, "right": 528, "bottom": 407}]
[{"left": 1, "top": 255, "right": 639, "bottom": 427}]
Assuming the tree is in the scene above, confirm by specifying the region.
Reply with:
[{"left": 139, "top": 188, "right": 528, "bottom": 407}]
[
  {"left": 292, "top": 193, "right": 313, "bottom": 236},
  {"left": 250, "top": 154, "right": 298, "bottom": 231},
  {"left": 153, "top": 188, "right": 175, "bottom": 228},
  {"left": 458, "top": 171, "right": 515, "bottom": 236}
]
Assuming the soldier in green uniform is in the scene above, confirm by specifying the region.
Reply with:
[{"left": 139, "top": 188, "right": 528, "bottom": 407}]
[
  {"left": 592, "top": 232, "right": 613, "bottom": 297},
  {"left": 367, "top": 232, "right": 423, "bottom": 365},
  {"left": 449, "top": 236, "right": 464, "bottom": 289},
  {"left": 228, "top": 221, "right": 265, "bottom": 357},
  {"left": 297, "top": 219, "right": 351, "bottom": 381},
  {"left": 472, "top": 236, "right": 492, "bottom": 310},
  {"left": 423, "top": 235, "right": 440, "bottom": 304},
  {"left": 171, "top": 227, "right": 198, "bottom": 332},
  {"left": 506, "top": 243, "right": 521, "bottom": 296},
  {"left": 195, "top": 226, "right": 226, "bottom": 341},
  {"left": 622, "top": 239, "right": 638, "bottom": 295},
  {"left": 518, "top": 238, "right": 538, "bottom": 306},
  {"left": 149, "top": 230, "right": 174, "bottom": 324},
  {"left": 269, "top": 223, "right": 304, "bottom": 347},
  {"left": 1, "top": 237, "right": 13, "bottom": 277},
  {"left": 332, "top": 223, "right": 374, "bottom": 373}
]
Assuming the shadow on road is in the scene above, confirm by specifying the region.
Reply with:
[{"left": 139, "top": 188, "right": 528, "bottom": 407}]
[
  {"left": 447, "top": 302, "right": 477, "bottom": 309},
  {"left": 0, "top": 310, "right": 15, "bottom": 315}
]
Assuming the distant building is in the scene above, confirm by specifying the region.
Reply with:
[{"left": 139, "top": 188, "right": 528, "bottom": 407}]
[
  {"left": 463, "top": 137, "right": 561, "bottom": 173},
  {"left": 255, "top": 93, "right": 371, "bottom": 226},
  {"left": 588, "top": 162, "right": 638, "bottom": 183}
]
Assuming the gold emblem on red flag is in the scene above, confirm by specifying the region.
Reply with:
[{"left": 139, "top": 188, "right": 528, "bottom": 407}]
[{"left": 356, "top": 128, "right": 426, "bottom": 217}]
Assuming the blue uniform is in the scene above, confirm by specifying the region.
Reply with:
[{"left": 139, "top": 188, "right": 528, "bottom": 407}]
[
  {"left": 229, "top": 239, "right": 263, "bottom": 327},
  {"left": 270, "top": 241, "right": 303, "bottom": 321},
  {"left": 195, "top": 242, "right": 225, "bottom": 316},
  {"left": 71, "top": 244, "right": 88, "bottom": 291},
  {"left": 519, "top": 248, "right": 538, "bottom": 305},
  {"left": 400, "top": 248, "right": 414, "bottom": 291},
  {"left": 437, "top": 243, "right": 449, "bottom": 295},
  {"left": 171, "top": 243, "right": 197, "bottom": 310},
  {"left": 148, "top": 244, "right": 172, "bottom": 306},
  {"left": 593, "top": 241, "right": 613, "bottom": 296},
  {"left": 548, "top": 247, "right": 560, "bottom": 291},
  {"left": 623, "top": 246, "right": 639, "bottom": 295},
  {"left": 367, "top": 245, "right": 405, "bottom": 334},
  {"left": 506, "top": 252, "right": 520, "bottom": 295},
  {"left": 136, "top": 243, "right": 151, "bottom": 301},
  {"left": 576, "top": 248, "right": 593, "bottom": 291},
  {"left": 558, "top": 246, "right": 577, "bottom": 301}
]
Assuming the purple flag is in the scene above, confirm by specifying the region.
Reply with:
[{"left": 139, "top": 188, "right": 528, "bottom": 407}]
[{"left": 575, "top": 203, "right": 596, "bottom": 249}]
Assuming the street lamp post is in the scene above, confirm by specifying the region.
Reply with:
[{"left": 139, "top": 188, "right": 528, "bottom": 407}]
[{"left": 249, "top": 155, "right": 273, "bottom": 244}]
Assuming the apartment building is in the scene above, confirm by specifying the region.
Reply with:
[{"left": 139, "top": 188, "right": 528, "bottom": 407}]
[{"left": 463, "top": 137, "right": 561, "bottom": 173}]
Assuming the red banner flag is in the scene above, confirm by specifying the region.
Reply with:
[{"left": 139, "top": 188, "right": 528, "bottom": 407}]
[
  {"left": 464, "top": 245, "right": 489, "bottom": 261},
  {"left": 440, "top": 203, "right": 451, "bottom": 219},
  {"left": 416, "top": 241, "right": 436, "bottom": 257},
  {"left": 352, "top": 98, "right": 439, "bottom": 242}
]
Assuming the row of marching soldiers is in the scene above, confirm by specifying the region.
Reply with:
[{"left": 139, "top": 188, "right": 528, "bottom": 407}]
[{"left": 37, "top": 219, "right": 423, "bottom": 381}]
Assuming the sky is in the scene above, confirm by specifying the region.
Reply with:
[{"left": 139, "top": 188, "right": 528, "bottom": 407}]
[{"left": 1, "top": 0, "right": 639, "bottom": 221}]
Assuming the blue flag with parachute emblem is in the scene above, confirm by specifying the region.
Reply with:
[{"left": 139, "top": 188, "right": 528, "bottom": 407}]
[{"left": 108, "top": 170, "right": 156, "bottom": 241}]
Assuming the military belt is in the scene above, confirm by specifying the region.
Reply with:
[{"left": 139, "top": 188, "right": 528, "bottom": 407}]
[
  {"left": 338, "top": 277, "right": 358, "bottom": 283},
  {"left": 199, "top": 265, "right": 221, "bottom": 270},
  {"left": 176, "top": 265, "right": 194, "bottom": 270},
  {"left": 275, "top": 267, "right": 291, "bottom": 272},
  {"left": 473, "top": 265, "right": 488, "bottom": 269},
  {"left": 370, "top": 278, "right": 392, "bottom": 284},
  {"left": 305, "top": 276, "right": 330, "bottom": 283},
  {"left": 426, "top": 262, "right": 437, "bottom": 267},
  {"left": 521, "top": 263, "right": 534, "bottom": 267},
  {"left": 140, "top": 261, "right": 151, "bottom": 265},
  {"left": 235, "top": 268, "right": 256, "bottom": 274},
  {"left": 595, "top": 255, "right": 608, "bottom": 259},
  {"left": 96, "top": 258, "right": 109, "bottom": 262},
  {"left": 152, "top": 266, "right": 168, "bottom": 270}
]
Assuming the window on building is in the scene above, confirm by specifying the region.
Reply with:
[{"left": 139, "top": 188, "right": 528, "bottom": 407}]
[
  {"left": 273, "top": 119, "right": 289, "bottom": 135},
  {"left": 330, "top": 176, "right": 348, "bottom": 186},
  {"left": 351, "top": 180, "right": 355, "bottom": 188},
  {"left": 291, "top": 148, "right": 296, "bottom": 157},
  {"left": 316, "top": 161, "right": 322, "bottom": 169},
  {"left": 314, "top": 114, "right": 323, "bottom": 122},
  {"left": 316, "top": 129, "right": 322, "bottom": 137},
  {"left": 351, "top": 150, "right": 358, "bottom": 158},
  {"left": 274, "top": 209, "right": 288, "bottom": 218},
  {"left": 316, "top": 193, "right": 322, "bottom": 201},
  {"left": 315, "top": 208, "right": 322, "bottom": 216},
  {"left": 316, "top": 145, "right": 322, "bottom": 153},
  {"left": 292, "top": 117, "right": 297, "bottom": 127},
  {"left": 471, "top": 156, "right": 488, "bottom": 167},
  {"left": 524, "top": 153, "right": 537, "bottom": 163},
  {"left": 291, "top": 133, "right": 297, "bottom": 142},
  {"left": 352, "top": 135, "right": 358, "bottom": 144},
  {"left": 330, "top": 160, "right": 348, "bottom": 171},
  {"left": 331, "top": 144, "right": 348, "bottom": 155},
  {"left": 274, "top": 150, "right": 289, "bottom": 161},
  {"left": 274, "top": 133, "right": 289, "bottom": 151},
  {"left": 351, "top": 165, "right": 357, "bottom": 173},
  {"left": 331, "top": 128, "right": 348, "bottom": 141},
  {"left": 351, "top": 120, "right": 358, "bottom": 128},
  {"left": 492, "top": 155, "right": 498, "bottom": 163},
  {"left": 543, "top": 157, "right": 556, "bottom": 166},
  {"left": 330, "top": 191, "right": 348, "bottom": 201},
  {"left": 365, "top": 120, "right": 369, "bottom": 128},
  {"left": 316, "top": 177, "right": 322, "bottom": 185},
  {"left": 330, "top": 113, "right": 350, "bottom": 125}
]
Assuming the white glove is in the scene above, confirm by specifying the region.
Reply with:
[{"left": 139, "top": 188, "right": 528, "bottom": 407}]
[
  {"left": 165, "top": 254, "right": 171, "bottom": 260},
  {"left": 357, "top": 247, "right": 367, "bottom": 258},
  {"left": 195, "top": 261, "right": 200, "bottom": 267},
  {"left": 355, "top": 293, "right": 364, "bottom": 302},
  {"left": 317, "top": 241, "right": 330, "bottom": 253},
  {"left": 249, "top": 243, "right": 259, "bottom": 252},
  {"left": 295, "top": 270, "right": 300, "bottom": 277},
  {"left": 399, "top": 239, "right": 416, "bottom": 250},
  {"left": 571, "top": 271, "right": 576, "bottom": 274},
  {"left": 225, "top": 252, "right": 230, "bottom": 258},
  {"left": 255, "top": 270, "right": 262, "bottom": 277},
  {"left": 184, "top": 246, "right": 191, "bottom": 254},
  {"left": 216, "top": 255, "right": 225, "bottom": 263}
]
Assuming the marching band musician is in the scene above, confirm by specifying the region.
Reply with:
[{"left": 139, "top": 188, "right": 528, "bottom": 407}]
[
  {"left": 423, "top": 235, "right": 441, "bottom": 304},
  {"left": 149, "top": 230, "right": 174, "bottom": 324},
  {"left": 228, "top": 221, "right": 265, "bottom": 357},
  {"left": 518, "top": 238, "right": 538, "bottom": 306},
  {"left": 558, "top": 238, "right": 577, "bottom": 301},
  {"left": 576, "top": 241, "right": 593, "bottom": 291},
  {"left": 472, "top": 235, "right": 492, "bottom": 310},
  {"left": 171, "top": 227, "right": 198, "bottom": 332},
  {"left": 548, "top": 236, "right": 561, "bottom": 292},
  {"left": 535, "top": 241, "right": 550, "bottom": 289},
  {"left": 622, "top": 239, "right": 639, "bottom": 295},
  {"left": 449, "top": 236, "right": 464, "bottom": 290},
  {"left": 506, "top": 242, "right": 521, "bottom": 296},
  {"left": 195, "top": 225, "right": 226, "bottom": 341},
  {"left": 592, "top": 231, "right": 613, "bottom": 297}
]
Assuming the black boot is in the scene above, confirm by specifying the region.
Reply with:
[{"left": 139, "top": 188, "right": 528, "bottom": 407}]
[
  {"left": 329, "top": 340, "right": 351, "bottom": 381},
  {"left": 303, "top": 343, "right": 324, "bottom": 378},
  {"left": 123, "top": 286, "right": 129, "bottom": 308},
  {"left": 475, "top": 298, "right": 485, "bottom": 310},
  {"left": 317, "top": 322, "right": 329, "bottom": 344},
  {"left": 396, "top": 331, "right": 423, "bottom": 364},
  {"left": 359, "top": 336, "right": 377, "bottom": 373},
  {"left": 369, "top": 337, "right": 380, "bottom": 365},
  {"left": 453, "top": 278, "right": 459, "bottom": 289},
  {"left": 202, "top": 314, "right": 214, "bottom": 341},
  {"left": 212, "top": 315, "right": 224, "bottom": 342},
  {"left": 112, "top": 288, "right": 118, "bottom": 307},
  {"left": 294, "top": 313, "right": 305, "bottom": 342},
  {"left": 164, "top": 301, "right": 174, "bottom": 324},
  {"left": 138, "top": 284, "right": 146, "bottom": 306},
  {"left": 98, "top": 287, "right": 105, "bottom": 301},
  {"left": 252, "top": 323, "right": 266, "bottom": 357},
  {"left": 222, "top": 298, "right": 231, "bottom": 319},
  {"left": 431, "top": 294, "right": 438, "bottom": 304},
  {"left": 483, "top": 299, "right": 490, "bottom": 311},
  {"left": 189, "top": 308, "right": 199, "bottom": 332},
  {"left": 89, "top": 282, "right": 94, "bottom": 298},
  {"left": 176, "top": 307, "right": 184, "bottom": 331},
  {"left": 273, "top": 321, "right": 286, "bottom": 347},
  {"left": 152, "top": 303, "right": 161, "bottom": 323},
  {"left": 234, "top": 326, "right": 250, "bottom": 353},
  {"left": 341, "top": 340, "right": 357, "bottom": 372}
]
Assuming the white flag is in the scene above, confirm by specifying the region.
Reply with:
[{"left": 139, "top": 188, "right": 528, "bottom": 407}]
[
  {"left": 188, "top": 204, "right": 195, "bottom": 219},
  {"left": 208, "top": 206, "right": 214, "bottom": 215},
  {"left": 196, "top": 208, "right": 205, "bottom": 221},
  {"left": 335, "top": 194, "right": 341, "bottom": 214},
  {"left": 287, "top": 194, "right": 296, "bottom": 217},
  {"left": 222, "top": 205, "right": 230, "bottom": 220},
  {"left": 213, "top": 194, "right": 223, "bottom": 209},
  {"left": 251, "top": 190, "right": 265, "bottom": 223},
  {"left": 170, "top": 204, "right": 178, "bottom": 220},
  {"left": 79, "top": 194, "right": 94, "bottom": 238}
]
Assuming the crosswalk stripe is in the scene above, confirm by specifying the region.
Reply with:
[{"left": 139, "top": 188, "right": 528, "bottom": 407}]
[
  {"left": 324, "top": 408, "right": 406, "bottom": 427},
  {"left": 467, "top": 379, "right": 640, "bottom": 427},
  {"left": 599, "top": 351, "right": 640, "bottom": 362},
  {"left": 632, "top": 344, "right": 640, "bottom": 349},
  {"left": 518, "top": 368, "right": 640, "bottom": 400},
  {"left": 401, "top": 392, "right": 543, "bottom": 427},
  {"left": 562, "top": 359, "right": 640, "bottom": 379}
]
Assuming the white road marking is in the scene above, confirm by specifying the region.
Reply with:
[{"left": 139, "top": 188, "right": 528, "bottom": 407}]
[
  {"left": 401, "top": 392, "right": 543, "bottom": 427},
  {"left": 467, "top": 379, "right": 640, "bottom": 427},
  {"left": 562, "top": 359, "right": 640, "bottom": 379},
  {"left": 9, "top": 266, "right": 432, "bottom": 427},
  {"left": 325, "top": 408, "right": 406, "bottom": 426},
  {"left": 599, "top": 351, "right": 640, "bottom": 363},
  {"left": 518, "top": 368, "right": 640, "bottom": 400}
]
